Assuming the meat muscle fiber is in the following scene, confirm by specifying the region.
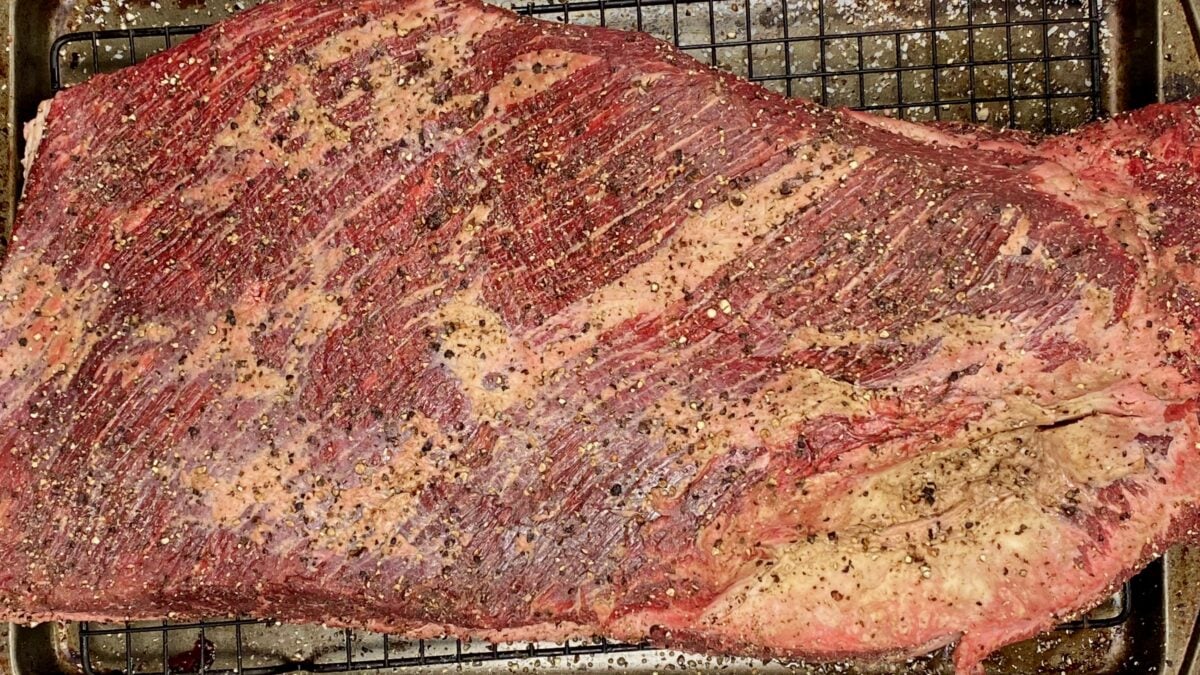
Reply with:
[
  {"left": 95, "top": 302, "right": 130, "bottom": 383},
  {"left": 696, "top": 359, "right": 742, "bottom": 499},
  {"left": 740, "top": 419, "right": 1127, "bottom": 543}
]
[{"left": 2, "top": 0, "right": 1200, "bottom": 671}]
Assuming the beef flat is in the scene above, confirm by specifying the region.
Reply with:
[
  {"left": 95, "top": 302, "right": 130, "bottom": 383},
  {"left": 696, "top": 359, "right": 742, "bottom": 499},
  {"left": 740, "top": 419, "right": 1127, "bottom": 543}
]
[{"left": 2, "top": 0, "right": 1200, "bottom": 671}]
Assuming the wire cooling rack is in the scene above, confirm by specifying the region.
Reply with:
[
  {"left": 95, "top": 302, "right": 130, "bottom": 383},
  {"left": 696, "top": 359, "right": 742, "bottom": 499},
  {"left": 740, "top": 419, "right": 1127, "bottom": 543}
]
[
  {"left": 75, "top": 584, "right": 1131, "bottom": 675},
  {"left": 77, "top": 620, "right": 649, "bottom": 675},
  {"left": 51, "top": 0, "right": 1103, "bottom": 131},
  {"left": 50, "top": 1, "right": 1120, "bottom": 673}
]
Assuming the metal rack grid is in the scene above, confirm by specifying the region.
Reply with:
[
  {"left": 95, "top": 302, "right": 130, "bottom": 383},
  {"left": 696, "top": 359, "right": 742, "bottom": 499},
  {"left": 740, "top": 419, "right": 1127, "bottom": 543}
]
[
  {"left": 78, "top": 620, "right": 649, "bottom": 675},
  {"left": 51, "top": 0, "right": 1104, "bottom": 131},
  {"left": 75, "top": 584, "right": 1133, "bottom": 674},
  {"left": 52, "top": 1, "right": 1120, "bottom": 673}
]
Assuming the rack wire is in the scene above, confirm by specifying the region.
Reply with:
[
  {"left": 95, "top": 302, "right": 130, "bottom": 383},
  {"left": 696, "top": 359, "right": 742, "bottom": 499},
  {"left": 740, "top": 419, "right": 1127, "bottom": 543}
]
[
  {"left": 54, "top": 0, "right": 1122, "bottom": 672},
  {"left": 75, "top": 583, "right": 1132, "bottom": 674},
  {"left": 50, "top": 0, "right": 1103, "bottom": 131},
  {"left": 78, "top": 620, "right": 650, "bottom": 675}
]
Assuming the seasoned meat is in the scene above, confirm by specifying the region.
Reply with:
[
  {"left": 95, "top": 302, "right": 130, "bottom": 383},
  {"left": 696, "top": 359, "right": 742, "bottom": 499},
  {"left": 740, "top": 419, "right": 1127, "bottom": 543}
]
[{"left": 2, "top": 0, "right": 1200, "bottom": 671}]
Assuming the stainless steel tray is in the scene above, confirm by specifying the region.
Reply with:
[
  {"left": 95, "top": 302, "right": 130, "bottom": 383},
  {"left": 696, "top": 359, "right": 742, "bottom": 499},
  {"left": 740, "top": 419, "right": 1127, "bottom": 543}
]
[{"left": 2, "top": 0, "right": 1200, "bottom": 673}]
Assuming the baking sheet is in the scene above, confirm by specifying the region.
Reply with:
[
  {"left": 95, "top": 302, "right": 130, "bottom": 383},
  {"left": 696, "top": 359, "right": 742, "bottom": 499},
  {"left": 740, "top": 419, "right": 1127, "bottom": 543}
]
[{"left": 1, "top": 0, "right": 1197, "bottom": 673}]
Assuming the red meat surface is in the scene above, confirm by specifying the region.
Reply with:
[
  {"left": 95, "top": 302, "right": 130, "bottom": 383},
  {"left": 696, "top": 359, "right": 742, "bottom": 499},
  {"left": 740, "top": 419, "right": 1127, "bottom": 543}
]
[{"left": 2, "top": 0, "right": 1200, "bottom": 671}]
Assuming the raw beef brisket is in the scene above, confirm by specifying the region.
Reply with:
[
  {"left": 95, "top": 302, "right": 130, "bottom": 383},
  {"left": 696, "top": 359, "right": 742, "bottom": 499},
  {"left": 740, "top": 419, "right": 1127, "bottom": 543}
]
[{"left": 3, "top": 0, "right": 1200, "bottom": 671}]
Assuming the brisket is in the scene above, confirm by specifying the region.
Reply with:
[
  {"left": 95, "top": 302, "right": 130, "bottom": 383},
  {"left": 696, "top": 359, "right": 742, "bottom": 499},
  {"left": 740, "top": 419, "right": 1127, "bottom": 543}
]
[{"left": 3, "top": 0, "right": 1200, "bottom": 672}]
